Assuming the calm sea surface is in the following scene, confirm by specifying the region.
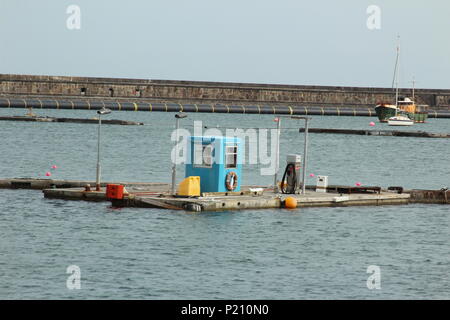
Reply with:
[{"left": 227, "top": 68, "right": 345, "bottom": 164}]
[{"left": 0, "top": 108, "right": 448, "bottom": 299}]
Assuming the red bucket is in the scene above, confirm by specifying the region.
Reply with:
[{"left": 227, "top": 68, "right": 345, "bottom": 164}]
[{"left": 106, "top": 184, "right": 124, "bottom": 199}]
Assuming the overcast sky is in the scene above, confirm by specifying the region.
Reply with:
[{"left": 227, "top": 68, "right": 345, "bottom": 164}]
[{"left": 0, "top": 0, "right": 449, "bottom": 88}]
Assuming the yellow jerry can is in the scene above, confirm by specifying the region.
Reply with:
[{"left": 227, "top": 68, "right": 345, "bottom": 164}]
[{"left": 177, "top": 176, "right": 201, "bottom": 197}]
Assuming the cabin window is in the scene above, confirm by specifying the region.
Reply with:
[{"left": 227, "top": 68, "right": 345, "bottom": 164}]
[
  {"left": 193, "top": 143, "right": 213, "bottom": 168},
  {"left": 225, "top": 144, "right": 238, "bottom": 168},
  {"left": 80, "top": 87, "right": 87, "bottom": 95}
]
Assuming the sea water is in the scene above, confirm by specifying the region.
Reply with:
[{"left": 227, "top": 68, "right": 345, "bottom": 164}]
[{"left": 0, "top": 108, "right": 448, "bottom": 299}]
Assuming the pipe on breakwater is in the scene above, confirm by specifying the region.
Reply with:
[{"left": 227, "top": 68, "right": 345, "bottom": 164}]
[{"left": 1, "top": 98, "right": 450, "bottom": 118}]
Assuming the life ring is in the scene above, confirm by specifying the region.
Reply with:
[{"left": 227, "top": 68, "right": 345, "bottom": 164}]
[{"left": 225, "top": 171, "right": 238, "bottom": 191}]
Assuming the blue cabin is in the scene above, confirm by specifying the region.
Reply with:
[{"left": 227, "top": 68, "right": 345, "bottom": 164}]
[{"left": 185, "top": 136, "right": 242, "bottom": 193}]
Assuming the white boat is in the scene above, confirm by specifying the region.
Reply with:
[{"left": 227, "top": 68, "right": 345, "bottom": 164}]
[
  {"left": 387, "top": 115, "right": 414, "bottom": 126},
  {"left": 386, "top": 36, "right": 414, "bottom": 127}
]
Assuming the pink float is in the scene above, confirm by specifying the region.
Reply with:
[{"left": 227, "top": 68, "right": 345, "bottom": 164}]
[
  {"left": 309, "top": 173, "right": 315, "bottom": 177},
  {"left": 45, "top": 172, "right": 51, "bottom": 177},
  {"left": 369, "top": 122, "right": 375, "bottom": 126},
  {"left": 355, "top": 182, "right": 362, "bottom": 187}
]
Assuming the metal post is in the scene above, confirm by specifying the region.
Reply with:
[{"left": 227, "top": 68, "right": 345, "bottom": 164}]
[
  {"left": 95, "top": 107, "right": 111, "bottom": 191},
  {"left": 171, "top": 117, "right": 180, "bottom": 195},
  {"left": 171, "top": 113, "right": 187, "bottom": 195},
  {"left": 273, "top": 117, "right": 281, "bottom": 192},
  {"left": 290, "top": 116, "right": 311, "bottom": 194},
  {"left": 95, "top": 116, "right": 102, "bottom": 191},
  {"left": 301, "top": 118, "right": 309, "bottom": 194}
]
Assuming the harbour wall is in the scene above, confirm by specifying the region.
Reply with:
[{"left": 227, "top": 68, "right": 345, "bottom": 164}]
[{"left": 1, "top": 74, "right": 449, "bottom": 112}]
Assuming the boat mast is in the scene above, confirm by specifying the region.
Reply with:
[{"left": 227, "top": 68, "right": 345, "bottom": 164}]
[
  {"left": 391, "top": 49, "right": 399, "bottom": 90},
  {"left": 412, "top": 76, "right": 415, "bottom": 103},
  {"left": 394, "top": 36, "right": 400, "bottom": 116}
]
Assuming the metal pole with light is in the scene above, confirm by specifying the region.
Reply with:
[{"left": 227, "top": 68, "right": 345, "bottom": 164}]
[
  {"left": 96, "top": 107, "right": 112, "bottom": 191},
  {"left": 273, "top": 117, "right": 281, "bottom": 192},
  {"left": 291, "top": 116, "right": 311, "bottom": 194},
  {"left": 171, "top": 113, "right": 187, "bottom": 195},
  {"left": 302, "top": 117, "right": 310, "bottom": 194}
]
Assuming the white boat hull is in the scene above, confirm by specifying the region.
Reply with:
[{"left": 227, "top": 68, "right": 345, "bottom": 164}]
[
  {"left": 387, "top": 116, "right": 414, "bottom": 126},
  {"left": 388, "top": 121, "right": 414, "bottom": 126}
]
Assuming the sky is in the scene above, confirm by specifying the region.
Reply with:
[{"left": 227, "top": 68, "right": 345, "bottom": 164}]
[{"left": 0, "top": 0, "right": 449, "bottom": 89}]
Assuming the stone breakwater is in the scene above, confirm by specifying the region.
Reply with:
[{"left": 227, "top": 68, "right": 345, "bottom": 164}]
[{"left": 1, "top": 74, "right": 449, "bottom": 110}]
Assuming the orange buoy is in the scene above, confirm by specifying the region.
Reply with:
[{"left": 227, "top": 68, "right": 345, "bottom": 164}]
[{"left": 284, "top": 197, "right": 297, "bottom": 209}]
